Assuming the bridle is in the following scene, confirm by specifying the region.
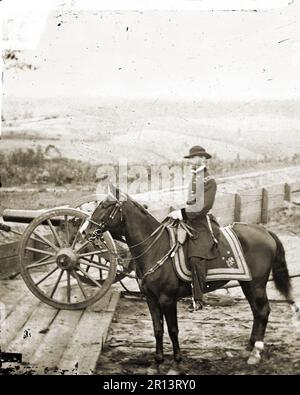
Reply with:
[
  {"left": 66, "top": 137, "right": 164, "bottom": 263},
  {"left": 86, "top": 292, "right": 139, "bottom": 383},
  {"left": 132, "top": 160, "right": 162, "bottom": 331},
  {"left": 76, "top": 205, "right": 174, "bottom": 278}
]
[
  {"left": 86, "top": 199, "right": 179, "bottom": 280},
  {"left": 87, "top": 200, "right": 124, "bottom": 242}
]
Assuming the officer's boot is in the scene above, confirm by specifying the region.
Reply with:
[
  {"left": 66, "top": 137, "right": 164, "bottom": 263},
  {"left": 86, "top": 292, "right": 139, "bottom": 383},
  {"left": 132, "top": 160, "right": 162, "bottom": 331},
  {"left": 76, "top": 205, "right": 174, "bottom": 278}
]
[{"left": 188, "top": 256, "right": 207, "bottom": 312}]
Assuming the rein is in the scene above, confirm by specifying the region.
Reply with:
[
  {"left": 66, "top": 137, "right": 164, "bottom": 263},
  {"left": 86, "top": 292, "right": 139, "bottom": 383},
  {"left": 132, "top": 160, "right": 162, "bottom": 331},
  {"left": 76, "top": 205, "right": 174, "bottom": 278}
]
[{"left": 87, "top": 200, "right": 192, "bottom": 281}]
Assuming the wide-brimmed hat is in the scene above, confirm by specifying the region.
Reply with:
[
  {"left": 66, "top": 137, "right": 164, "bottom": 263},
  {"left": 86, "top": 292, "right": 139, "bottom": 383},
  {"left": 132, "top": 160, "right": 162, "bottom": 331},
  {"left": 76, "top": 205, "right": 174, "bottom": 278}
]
[{"left": 184, "top": 145, "right": 212, "bottom": 159}]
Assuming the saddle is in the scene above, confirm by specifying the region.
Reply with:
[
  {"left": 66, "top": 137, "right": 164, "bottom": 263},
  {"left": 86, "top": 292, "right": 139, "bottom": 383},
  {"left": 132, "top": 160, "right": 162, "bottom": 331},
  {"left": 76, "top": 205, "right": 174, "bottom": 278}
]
[{"left": 166, "top": 220, "right": 251, "bottom": 283}]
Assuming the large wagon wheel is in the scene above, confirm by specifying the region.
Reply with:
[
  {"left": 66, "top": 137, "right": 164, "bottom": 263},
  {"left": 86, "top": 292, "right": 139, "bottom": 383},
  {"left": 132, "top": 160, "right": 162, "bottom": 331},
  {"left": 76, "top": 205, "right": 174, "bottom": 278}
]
[
  {"left": 71, "top": 194, "right": 135, "bottom": 284},
  {"left": 19, "top": 208, "right": 118, "bottom": 310},
  {"left": 70, "top": 193, "right": 106, "bottom": 215}
]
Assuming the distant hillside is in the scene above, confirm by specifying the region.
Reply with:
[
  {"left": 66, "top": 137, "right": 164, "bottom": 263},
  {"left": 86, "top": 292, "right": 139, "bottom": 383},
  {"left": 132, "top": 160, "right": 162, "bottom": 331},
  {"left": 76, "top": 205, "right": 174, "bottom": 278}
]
[{"left": 1, "top": 97, "right": 300, "bottom": 164}]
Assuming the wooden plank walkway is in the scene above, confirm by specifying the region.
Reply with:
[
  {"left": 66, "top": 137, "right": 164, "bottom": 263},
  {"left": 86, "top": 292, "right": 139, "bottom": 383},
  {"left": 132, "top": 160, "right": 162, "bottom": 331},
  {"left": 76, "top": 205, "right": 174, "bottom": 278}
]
[{"left": 0, "top": 277, "right": 120, "bottom": 375}]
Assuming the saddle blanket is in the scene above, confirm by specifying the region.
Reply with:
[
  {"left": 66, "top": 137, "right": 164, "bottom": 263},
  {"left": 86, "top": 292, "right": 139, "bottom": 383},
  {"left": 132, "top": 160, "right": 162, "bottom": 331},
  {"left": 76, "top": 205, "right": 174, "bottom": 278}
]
[{"left": 168, "top": 225, "right": 252, "bottom": 282}]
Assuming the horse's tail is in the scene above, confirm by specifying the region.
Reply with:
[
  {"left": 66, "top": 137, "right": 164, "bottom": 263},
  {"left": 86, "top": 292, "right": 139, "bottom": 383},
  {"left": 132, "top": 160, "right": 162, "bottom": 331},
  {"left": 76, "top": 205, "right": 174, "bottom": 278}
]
[
  {"left": 268, "top": 230, "right": 300, "bottom": 326},
  {"left": 268, "top": 230, "right": 292, "bottom": 300}
]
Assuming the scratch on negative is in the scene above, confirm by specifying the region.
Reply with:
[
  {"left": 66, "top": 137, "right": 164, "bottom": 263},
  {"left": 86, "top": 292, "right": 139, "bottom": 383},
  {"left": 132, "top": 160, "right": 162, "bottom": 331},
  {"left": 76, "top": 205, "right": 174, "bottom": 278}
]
[{"left": 278, "top": 38, "right": 290, "bottom": 44}]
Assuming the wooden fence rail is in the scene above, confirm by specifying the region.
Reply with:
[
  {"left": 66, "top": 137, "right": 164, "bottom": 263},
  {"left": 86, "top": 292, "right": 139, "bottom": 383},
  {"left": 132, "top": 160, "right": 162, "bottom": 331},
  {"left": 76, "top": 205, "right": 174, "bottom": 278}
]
[{"left": 151, "top": 180, "right": 300, "bottom": 223}]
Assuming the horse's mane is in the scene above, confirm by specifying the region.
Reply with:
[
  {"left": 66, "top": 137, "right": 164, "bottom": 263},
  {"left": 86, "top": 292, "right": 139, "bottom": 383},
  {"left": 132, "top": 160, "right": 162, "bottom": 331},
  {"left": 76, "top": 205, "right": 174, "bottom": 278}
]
[
  {"left": 104, "top": 189, "right": 160, "bottom": 223},
  {"left": 127, "top": 195, "right": 160, "bottom": 223},
  {"left": 130, "top": 198, "right": 148, "bottom": 215}
]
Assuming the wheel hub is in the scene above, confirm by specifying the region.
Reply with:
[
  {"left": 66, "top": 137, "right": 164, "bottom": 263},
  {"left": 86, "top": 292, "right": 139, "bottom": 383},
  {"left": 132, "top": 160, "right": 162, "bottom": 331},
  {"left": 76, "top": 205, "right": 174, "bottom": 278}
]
[{"left": 56, "top": 248, "right": 78, "bottom": 270}]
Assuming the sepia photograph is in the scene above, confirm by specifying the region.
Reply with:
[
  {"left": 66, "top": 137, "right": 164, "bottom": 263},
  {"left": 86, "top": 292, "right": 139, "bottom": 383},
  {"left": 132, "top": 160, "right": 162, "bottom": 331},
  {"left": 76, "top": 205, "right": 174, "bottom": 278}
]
[{"left": 1, "top": 0, "right": 300, "bottom": 379}]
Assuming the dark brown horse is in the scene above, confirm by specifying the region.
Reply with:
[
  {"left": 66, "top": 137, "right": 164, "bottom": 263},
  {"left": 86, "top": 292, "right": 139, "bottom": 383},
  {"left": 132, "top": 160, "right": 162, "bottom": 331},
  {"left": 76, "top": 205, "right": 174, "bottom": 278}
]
[{"left": 86, "top": 187, "right": 299, "bottom": 369}]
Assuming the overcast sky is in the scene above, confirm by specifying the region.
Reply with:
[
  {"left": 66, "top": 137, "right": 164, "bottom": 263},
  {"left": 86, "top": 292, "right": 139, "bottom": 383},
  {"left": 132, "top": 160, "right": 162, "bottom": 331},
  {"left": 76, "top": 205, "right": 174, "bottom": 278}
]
[{"left": 2, "top": 0, "right": 300, "bottom": 100}]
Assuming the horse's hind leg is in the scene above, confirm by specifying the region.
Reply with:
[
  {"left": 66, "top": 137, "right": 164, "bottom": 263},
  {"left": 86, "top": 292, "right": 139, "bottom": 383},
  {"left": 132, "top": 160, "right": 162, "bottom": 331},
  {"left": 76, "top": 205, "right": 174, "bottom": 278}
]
[
  {"left": 240, "top": 283, "right": 270, "bottom": 364},
  {"left": 159, "top": 295, "right": 182, "bottom": 364},
  {"left": 146, "top": 297, "right": 164, "bottom": 364}
]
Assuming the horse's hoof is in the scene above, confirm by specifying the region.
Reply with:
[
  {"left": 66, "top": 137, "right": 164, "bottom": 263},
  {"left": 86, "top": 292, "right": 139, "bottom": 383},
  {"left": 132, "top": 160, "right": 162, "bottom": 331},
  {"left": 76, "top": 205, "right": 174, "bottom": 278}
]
[
  {"left": 247, "top": 341, "right": 264, "bottom": 365},
  {"left": 154, "top": 356, "right": 164, "bottom": 365},
  {"left": 247, "top": 354, "right": 261, "bottom": 365},
  {"left": 174, "top": 355, "right": 182, "bottom": 364}
]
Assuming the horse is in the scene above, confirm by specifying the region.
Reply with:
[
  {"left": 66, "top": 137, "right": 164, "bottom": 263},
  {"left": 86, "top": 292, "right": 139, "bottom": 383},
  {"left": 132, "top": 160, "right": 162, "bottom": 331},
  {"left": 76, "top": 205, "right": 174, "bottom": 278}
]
[{"left": 85, "top": 186, "right": 300, "bottom": 369}]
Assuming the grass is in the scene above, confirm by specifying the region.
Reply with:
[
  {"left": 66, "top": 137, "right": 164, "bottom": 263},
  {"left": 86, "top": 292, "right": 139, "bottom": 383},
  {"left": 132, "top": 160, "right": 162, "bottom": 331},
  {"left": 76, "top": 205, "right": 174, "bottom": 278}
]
[
  {"left": 0, "top": 188, "right": 92, "bottom": 214},
  {"left": 0, "top": 146, "right": 97, "bottom": 186},
  {"left": 1, "top": 146, "right": 300, "bottom": 189}
]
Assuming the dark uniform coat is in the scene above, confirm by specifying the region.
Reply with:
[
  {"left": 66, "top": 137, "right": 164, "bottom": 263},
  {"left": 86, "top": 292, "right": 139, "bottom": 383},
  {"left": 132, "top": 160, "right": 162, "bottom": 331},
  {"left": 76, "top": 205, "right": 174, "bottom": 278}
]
[{"left": 181, "top": 166, "right": 220, "bottom": 260}]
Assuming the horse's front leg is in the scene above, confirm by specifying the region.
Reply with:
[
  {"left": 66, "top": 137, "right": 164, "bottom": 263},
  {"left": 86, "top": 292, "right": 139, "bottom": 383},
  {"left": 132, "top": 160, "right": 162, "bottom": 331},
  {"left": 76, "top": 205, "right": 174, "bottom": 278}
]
[
  {"left": 146, "top": 296, "right": 164, "bottom": 364},
  {"left": 160, "top": 295, "right": 182, "bottom": 364}
]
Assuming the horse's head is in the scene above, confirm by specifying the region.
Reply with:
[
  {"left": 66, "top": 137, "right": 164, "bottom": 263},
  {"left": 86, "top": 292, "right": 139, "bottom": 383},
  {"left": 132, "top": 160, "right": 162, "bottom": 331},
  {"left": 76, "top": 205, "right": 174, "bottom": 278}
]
[{"left": 85, "top": 184, "right": 126, "bottom": 241}]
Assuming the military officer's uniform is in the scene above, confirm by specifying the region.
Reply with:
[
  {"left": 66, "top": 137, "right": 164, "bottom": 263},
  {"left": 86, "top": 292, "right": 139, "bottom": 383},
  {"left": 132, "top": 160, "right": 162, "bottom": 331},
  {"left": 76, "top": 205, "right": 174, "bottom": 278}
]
[{"left": 168, "top": 145, "right": 220, "bottom": 311}]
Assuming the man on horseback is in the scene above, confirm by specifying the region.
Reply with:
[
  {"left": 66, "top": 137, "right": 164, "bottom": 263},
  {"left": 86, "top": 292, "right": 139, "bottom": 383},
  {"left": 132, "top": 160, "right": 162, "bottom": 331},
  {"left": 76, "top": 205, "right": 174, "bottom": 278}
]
[{"left": 168, "top": 145, "right": 220, "bottom": 312}]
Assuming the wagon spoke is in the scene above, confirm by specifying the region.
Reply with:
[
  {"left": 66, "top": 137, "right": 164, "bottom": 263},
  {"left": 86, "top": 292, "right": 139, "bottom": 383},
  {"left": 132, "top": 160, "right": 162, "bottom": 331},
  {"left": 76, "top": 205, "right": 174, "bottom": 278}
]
[
  {"left": 72, "top": 270, "right": 87, "bottom": 299},
  {"left": 79, "top": 257, "right": 110, "bottom": 270},
  {"left": 47, "top": 219, "right": 63, "bottom": 248},
  {"left": 50, "top": 269, "right": 64, "bottom": 298},
  {"left": 71, "top": 219, "right": 85, "bottom": 248},
  {"left": 26, "top": 246, "right": 56, "bottom": 256},
  {"left": 75, "top": 240, "right": 91, "bottom": 253},
  {"left": 64, "top": 215, "right": 70, "bottom": 245},
  {"left": 32, "top": 230, "right": 59, "bottom": 251},
  {"left": 35, "top": 266, "right": 59, "bottom": 286},
  {"left": 26, "top": 254, "right": 52, "bottom": 268},
  {"left": 78, "top": 249, "right": 108, "bottom": 258},
  {"left": 26, "top": 258, "right": 57, "bottom": 270},
  {"left": 77, "top": 266, "right": 102, "bottom": 288},
  {"left": 87, "top": 255, "right": 94, "bottom": 271},
  {"left": 67, "top": 271, "right": 71, "bottom": 302},
  {"left": 29, "top": 235, "right": 51, "bottom": 247}
]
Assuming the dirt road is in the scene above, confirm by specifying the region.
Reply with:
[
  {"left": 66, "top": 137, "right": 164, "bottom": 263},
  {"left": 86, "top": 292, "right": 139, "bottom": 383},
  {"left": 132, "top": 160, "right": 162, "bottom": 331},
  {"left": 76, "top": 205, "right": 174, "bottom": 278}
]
[{"left": 96, "top": 295, "right": 300, "bottom": 375}]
